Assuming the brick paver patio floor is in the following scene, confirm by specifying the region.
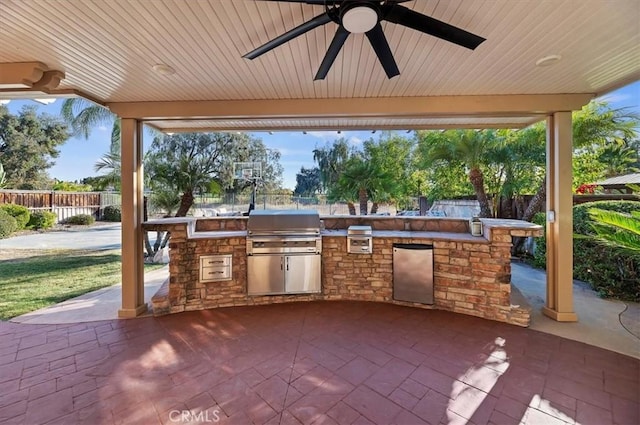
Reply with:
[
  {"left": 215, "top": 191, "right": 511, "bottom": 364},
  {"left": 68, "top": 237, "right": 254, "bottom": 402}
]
[{"left": 0, "top": 301, "right": 638, "bottom": 424}]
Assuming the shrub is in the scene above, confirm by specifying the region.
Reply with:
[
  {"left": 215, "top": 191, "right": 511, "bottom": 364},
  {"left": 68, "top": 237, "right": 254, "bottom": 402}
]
[
  {"left": 0, "top": 204, "right": 31, "bottom": 230},
  {"left": 103, "top": 205, "right": 121, "bottom": 222},
  {"left": 27, "top": 211, "right": 57, "bottom": 230},
  {"left": 531, "top": 212, "right": 547, "bottom": 269},
  {"left": 65, "top": 214, "right": 95, "bottom": 225},
  {"left": 532, "top": 201, "right": 640, "bottom": 301},
  {"left": 0, "top": 209, "right": 18, "bottom": 238}
]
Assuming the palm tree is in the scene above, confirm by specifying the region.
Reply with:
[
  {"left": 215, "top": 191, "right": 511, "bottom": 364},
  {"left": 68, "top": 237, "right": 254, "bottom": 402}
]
[
  {"left": 521, "top": 103, "right": 640, "bottom": 222},
  {"left": 597, "top": 142, "right": 639, "bottom": 177},
  {"left": 333, "top": 156, "right": 395, "bottom": 215},
  {"left": 588, "top": 208, "right": 640, "bottom": 253},
  {"left": 93, "top": 151, "right": 121, "bottom": 189},
  {"left": 0, "top": 161, "right": 6, "bottom": 189},
  {"left": 61, "top": 98, "right": 116, "bottom": 140},
  {"left": 428, "top": 130, "right": 495, "bottom": 217},
  {"left": 61, "top": 98, "right": 121, "bottom": 187}
]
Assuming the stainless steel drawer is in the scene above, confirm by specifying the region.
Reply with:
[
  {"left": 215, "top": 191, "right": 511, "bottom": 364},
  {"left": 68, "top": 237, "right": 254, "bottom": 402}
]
[
  {"left": 201, "top": 256, "right": 231, "bottom": 267},
  {"left": 200, "top": 255, "right": 232, "bottom": 282},
  {"left": 201, "top": 266, "right": 232, "bottom": 282}
]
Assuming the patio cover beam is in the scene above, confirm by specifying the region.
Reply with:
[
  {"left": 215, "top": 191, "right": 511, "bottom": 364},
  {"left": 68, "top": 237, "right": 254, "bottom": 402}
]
[{"left": 107, "top": 94, "right": 593, "bottom": 124}]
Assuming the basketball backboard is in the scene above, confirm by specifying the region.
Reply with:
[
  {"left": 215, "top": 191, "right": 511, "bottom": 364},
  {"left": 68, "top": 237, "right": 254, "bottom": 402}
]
[{"left": 233, "top": 162, "right": 262, "bottom": 180}]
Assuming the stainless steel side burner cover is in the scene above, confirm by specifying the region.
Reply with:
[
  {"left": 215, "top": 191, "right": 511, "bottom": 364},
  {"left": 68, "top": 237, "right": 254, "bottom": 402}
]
[{"left": 347, "top": 225, "right": 373, "bottom": 254}]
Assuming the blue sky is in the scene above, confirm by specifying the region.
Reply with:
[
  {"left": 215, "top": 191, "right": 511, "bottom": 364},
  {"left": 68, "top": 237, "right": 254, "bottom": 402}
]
[{"left": 3, "top": 81, "right": 639, "bottom": 190}]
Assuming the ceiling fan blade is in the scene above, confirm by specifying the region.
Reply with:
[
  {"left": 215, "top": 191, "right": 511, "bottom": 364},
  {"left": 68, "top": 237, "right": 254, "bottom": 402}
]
[
  {"left": 244, "top": 12, "right": 332, "bottom": 59},
  {"left": 382, "top": 4, "right": 485, "bottom": 50},
  {"left": 314, "top": 25, "right": 349, "bottom": 80},
  {"left": 365, "top": 23, "right": 400, "bottom": 79},
  {"left": 255, "top": 0, "right": 412, "bottom": 4},
  {"left": 255, "top": 0, "right": 339, "bottom": 4}
]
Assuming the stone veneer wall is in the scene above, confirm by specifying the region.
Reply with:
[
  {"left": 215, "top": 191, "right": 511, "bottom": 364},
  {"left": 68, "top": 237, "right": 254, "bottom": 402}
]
[
  {"left": 148, "top": 218, "right": 532, "bottom": 327},
  {"left": 322, "top": 233, "right": 529, "bottom": 326}
]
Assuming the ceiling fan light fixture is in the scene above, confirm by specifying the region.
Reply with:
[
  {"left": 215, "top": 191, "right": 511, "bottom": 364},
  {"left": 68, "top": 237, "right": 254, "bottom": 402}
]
[{"left": 342, "top": 6, "right": 378, "bottom": 34}]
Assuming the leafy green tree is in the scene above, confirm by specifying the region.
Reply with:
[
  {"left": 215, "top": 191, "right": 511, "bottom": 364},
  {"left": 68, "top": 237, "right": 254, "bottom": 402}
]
[
  {"left": 80, "top": 176, "right": 110, "bottom": 191},
  {"left": 294, "top": 167, "right": 322, "bottom": 197},
  {"left": 313, "top": 139, "right": 353, "bottom": 193},
  {"left": 414, "top": 130, "right": 473, "bottom": 201},
  {"left": 363, "top": 133, "right": 413, "bottom": 211},
  {"left": 52, "top": 181, "right": 94, "bottom": 191},
  {"left": 0, "top": 105, "right": 69, "bottom": 189},
  {"left": 219, "top": 136, "right": 283, "bottom": 194},
  {"left": 145, "top": 132, "right": 283, "bottom": 217}
]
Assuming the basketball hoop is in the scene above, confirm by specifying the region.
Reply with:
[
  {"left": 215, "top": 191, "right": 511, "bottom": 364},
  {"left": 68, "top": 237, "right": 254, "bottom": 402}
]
[
  {"left": 233, "top": 162, "right": 262, "bottom": 181},
  {"left": 233, "top": 161, "right": 263, "bottom": 214}
]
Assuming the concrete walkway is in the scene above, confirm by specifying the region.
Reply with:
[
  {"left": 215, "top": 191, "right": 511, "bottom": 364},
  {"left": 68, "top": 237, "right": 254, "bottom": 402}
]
[
  {"left": 0, "top": 223, "right": 122, "bottom": 251},
  {"left": 511, "top": 262, "right": 639, "bottom": 359},
  {"left": 10, "top": 266, "right": 169, "bottom": 325}
]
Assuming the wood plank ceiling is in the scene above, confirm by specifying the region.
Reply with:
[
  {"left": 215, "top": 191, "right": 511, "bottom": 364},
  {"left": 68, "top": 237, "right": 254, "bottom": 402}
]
[{"left": 1, "top": 0, "right": 639, "bottom": 130}]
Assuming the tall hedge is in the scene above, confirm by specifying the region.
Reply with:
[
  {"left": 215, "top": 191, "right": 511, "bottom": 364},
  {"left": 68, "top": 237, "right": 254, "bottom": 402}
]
[{"left": 533, "top": 201, "right": 640, "bottom": 301}]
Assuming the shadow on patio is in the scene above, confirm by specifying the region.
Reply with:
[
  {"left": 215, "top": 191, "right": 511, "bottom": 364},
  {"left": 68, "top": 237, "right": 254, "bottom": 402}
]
[{"left": 0, "top": 301, "right": 637, "bottom": 424}]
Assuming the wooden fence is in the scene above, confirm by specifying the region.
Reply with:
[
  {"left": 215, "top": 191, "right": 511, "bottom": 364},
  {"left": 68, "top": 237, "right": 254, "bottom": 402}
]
[{"left": 0, "top": 190, "right": 121, "bottom": 223}]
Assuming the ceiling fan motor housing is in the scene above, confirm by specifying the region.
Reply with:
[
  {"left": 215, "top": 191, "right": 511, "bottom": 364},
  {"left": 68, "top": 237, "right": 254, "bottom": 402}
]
[{"left": 340, "top": 2, "right": 380, "bottom": 34}]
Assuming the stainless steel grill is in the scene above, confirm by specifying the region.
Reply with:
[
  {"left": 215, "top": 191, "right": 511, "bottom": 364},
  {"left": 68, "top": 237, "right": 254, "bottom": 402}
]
[
  {"left": 246, "top": 210, "right": 322, "bottom": 255},
  {"left": 347, "top": 225, "right": 373, "bottom": 254},
  {"left": 246, "top": 210, "right": 322, "bottom": 295}
]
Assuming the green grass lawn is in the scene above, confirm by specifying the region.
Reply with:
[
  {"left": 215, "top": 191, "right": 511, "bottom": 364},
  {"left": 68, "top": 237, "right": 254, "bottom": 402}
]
[{"left": 0, "top": 249, "right": 165, "bottom": 320}]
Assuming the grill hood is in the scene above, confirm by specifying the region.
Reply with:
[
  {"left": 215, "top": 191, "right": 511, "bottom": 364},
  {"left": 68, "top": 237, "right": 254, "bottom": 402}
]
[{"left": 247, "top": 210, "right": 320, "bottom": 235}]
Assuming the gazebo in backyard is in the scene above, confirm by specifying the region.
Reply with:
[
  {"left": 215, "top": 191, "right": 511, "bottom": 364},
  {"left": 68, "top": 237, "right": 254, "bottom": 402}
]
[{"left": 1, "top": 0, "right": 639, "bottom": 324}]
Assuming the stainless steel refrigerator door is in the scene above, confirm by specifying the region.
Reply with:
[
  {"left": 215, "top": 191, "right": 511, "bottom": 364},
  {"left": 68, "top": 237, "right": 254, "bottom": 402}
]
[
  {"left": 393, "top": 244, "right": 434, "bottom": 304},
  {"left": 247, "top": 255, "right": 285, "bottom": 295},
  {"left": 285, "top": 254, "right": 321, "bottom": 293}
]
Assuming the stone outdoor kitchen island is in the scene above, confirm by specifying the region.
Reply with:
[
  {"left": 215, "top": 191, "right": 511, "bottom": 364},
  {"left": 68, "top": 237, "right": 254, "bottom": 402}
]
[{"left": 144, "top": 215, "right": 542, "bottom": 327}]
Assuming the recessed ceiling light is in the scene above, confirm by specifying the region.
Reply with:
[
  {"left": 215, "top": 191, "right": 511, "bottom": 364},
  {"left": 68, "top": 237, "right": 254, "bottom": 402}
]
[
  {"left": 152, "top": 64, "right": 175, "bottom": 75},
  {"left": 536, "top": 55, "right": 562, "bottom": 67}
]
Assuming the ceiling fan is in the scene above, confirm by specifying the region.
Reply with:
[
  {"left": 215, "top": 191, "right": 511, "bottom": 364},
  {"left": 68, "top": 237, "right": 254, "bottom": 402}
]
[{"left": 244, "top": 0, "right": 486, "bottom": 80}]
